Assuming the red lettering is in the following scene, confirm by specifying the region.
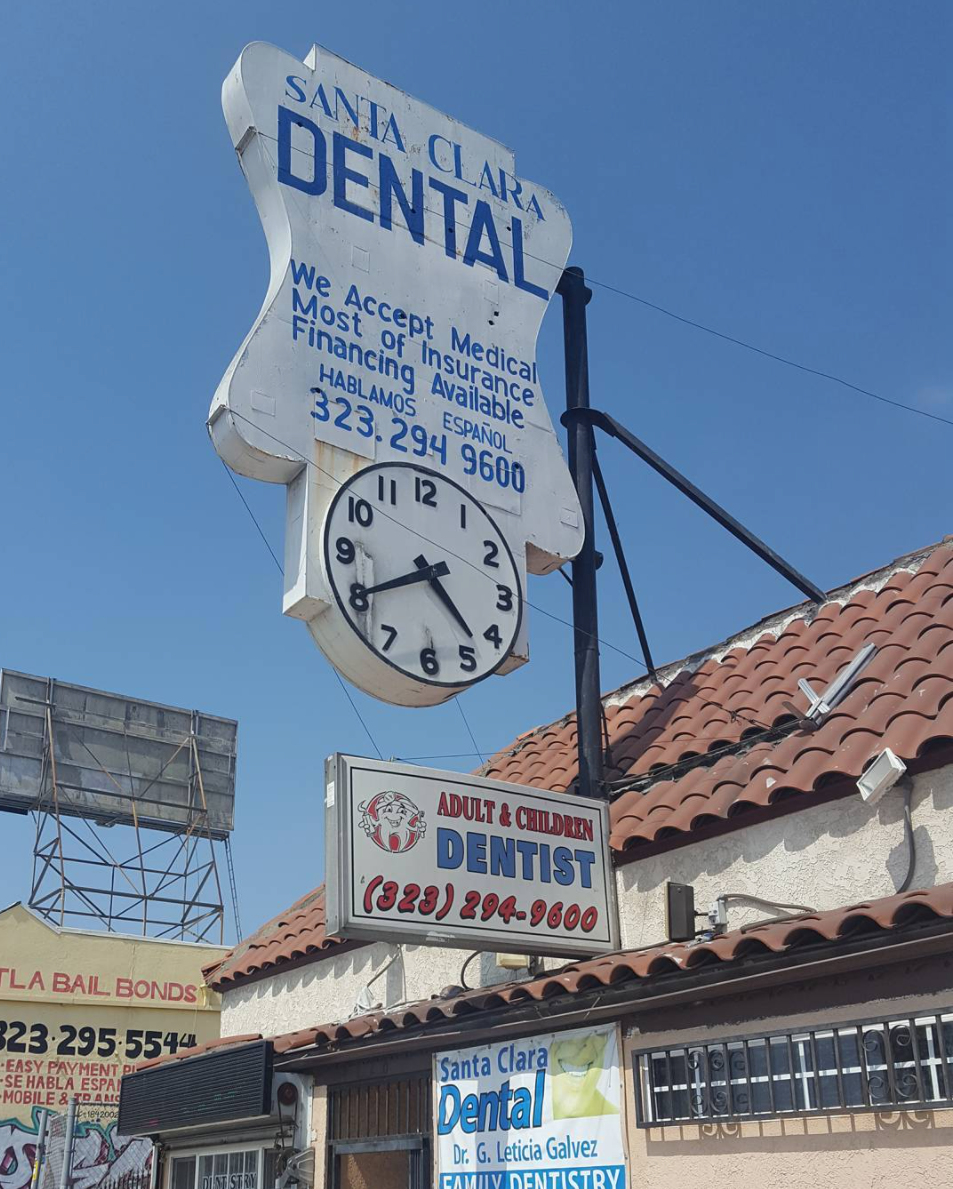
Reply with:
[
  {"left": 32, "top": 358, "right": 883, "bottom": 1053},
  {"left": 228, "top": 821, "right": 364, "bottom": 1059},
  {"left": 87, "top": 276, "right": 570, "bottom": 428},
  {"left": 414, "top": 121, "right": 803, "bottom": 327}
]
[
  {"left": 184, "top": 984, "right": 197, "bottom": 1004},
  {"left": 437, "top": 790, "right": 451, "bottom": 816},
  {"left": 28, "top": 971, "right": 45, "bottom": 991},
  {"left": 115, "top": 977, "right": 133, "bottom": 998},
  {"left": 52, "top": 973, "right": 71, "bottom": 993},
  {"left": 10, "top": 970, "right": 26, "bottom": 991}
]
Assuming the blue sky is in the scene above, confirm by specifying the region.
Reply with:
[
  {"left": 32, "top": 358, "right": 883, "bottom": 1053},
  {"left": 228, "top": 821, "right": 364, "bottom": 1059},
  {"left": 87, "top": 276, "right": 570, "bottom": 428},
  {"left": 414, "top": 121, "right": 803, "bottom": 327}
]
[{"left": 1, "top": 2, "right": 949, "bottom": 943}]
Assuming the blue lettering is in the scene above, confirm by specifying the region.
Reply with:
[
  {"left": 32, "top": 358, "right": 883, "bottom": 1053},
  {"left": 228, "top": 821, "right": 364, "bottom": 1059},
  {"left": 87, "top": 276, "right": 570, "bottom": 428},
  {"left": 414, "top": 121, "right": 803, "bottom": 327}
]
[
  {"left": 438, "top": 1085, "right": 461, "bottom": 1134},
  {"left": 489, "top": 835, "right": 515, "bottom": 878},
  {"left": 512, "top": 217, "right": 548, "bottom": 301},
  {"left": 381, "top": 113, "right": 406, "bottom": 152},
  {"left": 466, "top": 831, "right": 487, "bottom": 874},
  {"left": 437, "top": 827, "right": 464, "bottom": 870},
  {"left": 277, "top": 106, "right": 327, "bottom": 197},
  {"left": 574, "top": 848, "right": 596, "bottom": 889},
  {"left": 428, "top": 133, "right": 455, "bottom": 173},
  {"left": 478, "top": 163, "right": 499, "bottom": 198},
  {"left": 333, "top": 132, "right": 374, "bottom": 222},
  {"left": 462, "top": 201, "right": 508, "bottom": 282},
  {"left": 553, "top": 846, "right": 574, "bottom": 886},
  {"left": 284, "top": 75, "right": 307, "bottom": 104},
  {"left": 379, "top": 156, "right": 424, "bottom": 245},
  {"left": 333, "top": 87, "right": 360, "bottom": 129},
  {"left": 429, "top": 179, "right": 469, "bottom": 258},
  {"left": 290, "top": 259, "right": 316, "bottom": 289},
  {"left": 309, "top": 83, "right": 334, "bottom": 117},
  {"left": 515, "top": 840, "right": 537, "bottom": 880}
]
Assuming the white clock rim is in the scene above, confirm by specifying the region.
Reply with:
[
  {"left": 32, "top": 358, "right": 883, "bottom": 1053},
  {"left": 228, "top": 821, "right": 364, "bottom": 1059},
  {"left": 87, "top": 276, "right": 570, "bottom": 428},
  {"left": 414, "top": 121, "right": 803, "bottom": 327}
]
[{"left": 321, "top": 461, "right": 524, "bottom": 690}]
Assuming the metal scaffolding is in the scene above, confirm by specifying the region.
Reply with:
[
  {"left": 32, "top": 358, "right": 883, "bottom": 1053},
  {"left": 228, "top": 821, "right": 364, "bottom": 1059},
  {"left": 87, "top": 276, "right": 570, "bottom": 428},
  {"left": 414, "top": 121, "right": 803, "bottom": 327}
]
[{"left": 0, "top": 671, "right": 240, "bottom": 942}]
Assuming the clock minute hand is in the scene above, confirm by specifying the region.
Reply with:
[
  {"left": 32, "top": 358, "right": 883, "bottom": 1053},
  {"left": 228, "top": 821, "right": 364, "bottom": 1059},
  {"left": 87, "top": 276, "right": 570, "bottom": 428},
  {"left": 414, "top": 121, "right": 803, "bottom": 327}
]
[
  {"left": 414, "top": 554, "right": 473, "bottom": 639},
  {"left": 363, "top": 561, "right": 449, "bottom": 597}
]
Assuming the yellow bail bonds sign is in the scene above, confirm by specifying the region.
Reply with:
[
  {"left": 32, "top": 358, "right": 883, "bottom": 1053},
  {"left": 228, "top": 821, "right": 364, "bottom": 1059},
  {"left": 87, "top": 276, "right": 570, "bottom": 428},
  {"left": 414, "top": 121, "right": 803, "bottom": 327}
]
[
  {"left": 435, "top": 1025, "right": 626, "bottom": 1189},
  {"left": 0, "top": 904, "right": 223, "bottom": 1120}
]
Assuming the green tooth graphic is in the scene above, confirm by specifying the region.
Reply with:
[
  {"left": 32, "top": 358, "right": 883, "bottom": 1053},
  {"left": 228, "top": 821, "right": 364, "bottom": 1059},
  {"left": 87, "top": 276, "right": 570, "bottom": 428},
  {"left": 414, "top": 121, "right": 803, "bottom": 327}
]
[{"left": 550, "top": 1034, "right": 618, "bottom": 1119}]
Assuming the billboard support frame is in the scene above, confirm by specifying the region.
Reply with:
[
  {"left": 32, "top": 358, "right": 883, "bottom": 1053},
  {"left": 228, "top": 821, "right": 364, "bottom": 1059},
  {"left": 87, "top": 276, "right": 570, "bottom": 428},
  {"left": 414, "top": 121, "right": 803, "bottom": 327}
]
[{"left": 16, "top": 677, "right": 234, "bottom": 943}]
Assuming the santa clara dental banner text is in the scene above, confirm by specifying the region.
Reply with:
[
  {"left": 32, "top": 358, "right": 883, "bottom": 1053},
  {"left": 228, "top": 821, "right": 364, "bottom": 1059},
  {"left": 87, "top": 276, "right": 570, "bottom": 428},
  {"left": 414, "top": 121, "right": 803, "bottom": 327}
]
[{"left": 435, "top": 1024, "right": 627, "bottom": 1189}]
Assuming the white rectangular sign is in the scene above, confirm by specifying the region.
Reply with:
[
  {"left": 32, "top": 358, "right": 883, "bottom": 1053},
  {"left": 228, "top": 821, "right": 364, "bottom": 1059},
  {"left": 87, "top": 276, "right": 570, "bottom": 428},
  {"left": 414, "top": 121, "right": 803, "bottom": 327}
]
[
  {"left": 435, "top": 1025, "right": 627, "bottom": 1189},
  {"left": 325, "top": 755, "right": 618, "bottom": 957}
]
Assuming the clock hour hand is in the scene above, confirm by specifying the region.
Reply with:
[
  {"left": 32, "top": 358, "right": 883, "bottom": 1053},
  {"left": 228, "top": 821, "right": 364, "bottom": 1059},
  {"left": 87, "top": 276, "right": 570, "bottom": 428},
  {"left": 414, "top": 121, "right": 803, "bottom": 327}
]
[
  {"left": 414, "top": 554, "right": 473, "bottom": 639},
  {"left": 363, "top": 561, "right": 449, "bottom": 597}
]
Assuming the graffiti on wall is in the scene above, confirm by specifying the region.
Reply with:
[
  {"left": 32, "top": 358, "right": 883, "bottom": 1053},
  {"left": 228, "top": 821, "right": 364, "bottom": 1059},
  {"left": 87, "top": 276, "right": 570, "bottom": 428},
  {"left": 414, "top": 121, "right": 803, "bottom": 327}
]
[{"left": 0, "top": 1109, "right": 151, "bottom": 1189}]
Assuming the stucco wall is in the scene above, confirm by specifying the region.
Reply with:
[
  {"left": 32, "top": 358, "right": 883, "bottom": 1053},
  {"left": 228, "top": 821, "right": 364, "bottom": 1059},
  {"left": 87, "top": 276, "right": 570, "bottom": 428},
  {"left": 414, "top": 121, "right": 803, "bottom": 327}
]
[
  {"left": 624, "top": 986, "right": 953, "bottom": 1189},
  {"left": 617, "top": 764, "right": 953, "bottom": 949},
  {"left": 220, "top": 942, "right": 529, "bottom": 1038}
]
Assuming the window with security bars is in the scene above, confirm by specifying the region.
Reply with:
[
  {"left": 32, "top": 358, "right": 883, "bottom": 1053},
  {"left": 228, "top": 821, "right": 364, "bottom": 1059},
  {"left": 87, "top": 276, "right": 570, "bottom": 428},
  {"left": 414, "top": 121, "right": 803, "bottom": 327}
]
[
  {"left": 327, "top": 1075, "right": 431, "bottom": 1189},
  {"left": 636, "top": 1010, "right": 953, "bottom": 1125}
]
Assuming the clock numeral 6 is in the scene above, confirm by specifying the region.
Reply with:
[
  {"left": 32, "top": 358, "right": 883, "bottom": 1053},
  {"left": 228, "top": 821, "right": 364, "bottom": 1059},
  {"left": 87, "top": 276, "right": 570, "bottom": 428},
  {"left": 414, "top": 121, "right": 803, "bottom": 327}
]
[
  {"left": 336, "top": 536, "right": 355, "bottom": 564},
  {"left": 420, "top": 647, "right": 439, "bottom": 676},
  {"left": 458, "top": 645, "right": 477, "bottom": 673},
  {"left": 496, "top": 584, "right": 513, "bottom": 611},
  {"left": 348, "top": 496, "right": 373, "bottom": 527},
  {"left": 349, "top": 583, "right": 369, "bottom": 612}
]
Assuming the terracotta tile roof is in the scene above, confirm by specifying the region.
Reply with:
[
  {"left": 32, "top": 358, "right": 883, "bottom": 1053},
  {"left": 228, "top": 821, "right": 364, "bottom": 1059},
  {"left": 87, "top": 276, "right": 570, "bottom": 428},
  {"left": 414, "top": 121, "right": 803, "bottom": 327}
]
[
  {"left": 144, "top": 882, "right": 953, "bottom": 1072},
  {"left": 203, "top": 884, "right": 358, "bottom": 991},
  {"left": 206, "top": 538, "right": 953, "bottom": 993},
  {"left": 483, "top": 539, "right": 953, "bottom": 854}
]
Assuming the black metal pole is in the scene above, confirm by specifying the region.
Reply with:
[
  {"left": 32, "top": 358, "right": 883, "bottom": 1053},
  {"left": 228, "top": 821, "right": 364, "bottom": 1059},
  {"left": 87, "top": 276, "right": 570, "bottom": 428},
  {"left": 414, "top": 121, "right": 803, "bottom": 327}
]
[
  {"left": 557, "top": 266, "right": 604, "bottom": 800},
  {"left": 591, "top": 451, "right": 657, "bottom": 677}
]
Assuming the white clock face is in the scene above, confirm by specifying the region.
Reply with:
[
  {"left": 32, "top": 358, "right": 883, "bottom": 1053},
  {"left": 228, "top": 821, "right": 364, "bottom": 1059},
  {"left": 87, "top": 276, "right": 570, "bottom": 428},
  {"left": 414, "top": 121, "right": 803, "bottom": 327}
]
[{"left": 322, "top": 463, "right": 523, "bottom": 691}]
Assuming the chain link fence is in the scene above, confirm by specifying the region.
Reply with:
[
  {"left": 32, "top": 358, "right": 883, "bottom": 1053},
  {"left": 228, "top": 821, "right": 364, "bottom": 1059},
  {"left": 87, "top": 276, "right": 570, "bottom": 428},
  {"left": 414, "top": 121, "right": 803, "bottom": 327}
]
[{"left": 35, "top": 1103, "right": 152, "bottom": 1189}]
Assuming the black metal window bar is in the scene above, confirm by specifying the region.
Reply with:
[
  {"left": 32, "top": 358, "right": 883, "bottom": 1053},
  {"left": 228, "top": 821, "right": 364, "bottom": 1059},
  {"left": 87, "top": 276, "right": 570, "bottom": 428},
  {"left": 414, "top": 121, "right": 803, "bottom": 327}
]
[{"left": 635, "top": 1009, "right": 953, "bottom": 1126}]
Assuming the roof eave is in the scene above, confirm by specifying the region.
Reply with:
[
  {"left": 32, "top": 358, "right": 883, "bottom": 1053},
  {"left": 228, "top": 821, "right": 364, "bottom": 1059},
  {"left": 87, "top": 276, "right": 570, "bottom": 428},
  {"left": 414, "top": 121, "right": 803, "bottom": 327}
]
[{"left": 273, "top": 917, "right": 953, "bottom": 1070}]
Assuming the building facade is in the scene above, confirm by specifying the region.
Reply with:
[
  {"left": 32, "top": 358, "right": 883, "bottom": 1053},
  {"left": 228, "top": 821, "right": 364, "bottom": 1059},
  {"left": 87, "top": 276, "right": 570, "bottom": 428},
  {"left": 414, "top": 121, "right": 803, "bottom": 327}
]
[
  {"left": 0, "top": 905, "right": 224, "bottom": 1189},
  {"left": 119, "top": 538, "right": 953, "bottom": 1188}
]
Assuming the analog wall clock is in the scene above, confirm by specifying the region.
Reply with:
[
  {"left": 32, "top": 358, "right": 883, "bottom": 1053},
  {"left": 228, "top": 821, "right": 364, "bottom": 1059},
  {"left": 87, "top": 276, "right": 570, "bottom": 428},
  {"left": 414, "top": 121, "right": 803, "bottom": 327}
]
[{"left": 311, "top": 463, "right": 523, "bottom": 706}]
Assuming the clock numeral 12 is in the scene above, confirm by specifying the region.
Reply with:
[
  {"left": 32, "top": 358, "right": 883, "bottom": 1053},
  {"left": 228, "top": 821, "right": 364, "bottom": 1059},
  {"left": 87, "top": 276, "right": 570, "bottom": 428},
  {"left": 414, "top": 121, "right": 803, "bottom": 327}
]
[{"left": 415, "top": 478, "right": 437, "bottom": 507}]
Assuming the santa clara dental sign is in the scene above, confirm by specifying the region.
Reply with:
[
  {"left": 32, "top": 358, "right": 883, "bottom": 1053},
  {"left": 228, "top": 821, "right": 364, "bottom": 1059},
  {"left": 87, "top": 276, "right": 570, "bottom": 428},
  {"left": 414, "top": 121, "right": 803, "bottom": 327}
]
[
  {"left": 325, "top": 755, "right": 618, "bottom": 957},
  {"left": 435, "top": 1026, "right": 626, "bottom": 1189}
]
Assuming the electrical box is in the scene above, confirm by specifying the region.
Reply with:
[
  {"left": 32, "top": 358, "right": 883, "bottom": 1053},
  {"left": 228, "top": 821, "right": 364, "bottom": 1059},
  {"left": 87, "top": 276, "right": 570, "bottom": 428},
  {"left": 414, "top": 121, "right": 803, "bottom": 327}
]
[
  {"left": 497, "top": 953, "right": 530, "bottom": 970},
  {"left": 665, "top": 882, "right": 697, "bottom": 942}
]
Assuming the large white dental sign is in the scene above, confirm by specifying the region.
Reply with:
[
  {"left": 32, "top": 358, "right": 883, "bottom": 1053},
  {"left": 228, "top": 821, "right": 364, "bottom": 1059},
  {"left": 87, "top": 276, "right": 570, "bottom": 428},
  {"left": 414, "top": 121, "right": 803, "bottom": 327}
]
[{"left": 209, "top": 42, "right": 583, "bottom": 705}]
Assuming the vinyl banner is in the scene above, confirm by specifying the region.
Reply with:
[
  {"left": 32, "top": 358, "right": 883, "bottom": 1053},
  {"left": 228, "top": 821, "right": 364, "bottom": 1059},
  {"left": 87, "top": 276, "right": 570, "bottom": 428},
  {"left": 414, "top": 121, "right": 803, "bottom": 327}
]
[{"left": 435, "top": 1025, "right": 626, "bottom": 1189}]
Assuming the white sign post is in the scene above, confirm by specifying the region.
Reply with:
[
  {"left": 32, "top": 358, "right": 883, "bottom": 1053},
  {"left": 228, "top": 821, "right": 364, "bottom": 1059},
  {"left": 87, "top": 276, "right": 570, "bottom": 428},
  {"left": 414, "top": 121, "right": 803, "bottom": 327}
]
[
  {"left": 325, "top": 755, "right": 618, "bottom": 957},
  {"left": 435, "top": 1025, "right": 627, "bottom": 1189},
  {"left": 209, "top": 42, "right": 583, "bottom": 705}
]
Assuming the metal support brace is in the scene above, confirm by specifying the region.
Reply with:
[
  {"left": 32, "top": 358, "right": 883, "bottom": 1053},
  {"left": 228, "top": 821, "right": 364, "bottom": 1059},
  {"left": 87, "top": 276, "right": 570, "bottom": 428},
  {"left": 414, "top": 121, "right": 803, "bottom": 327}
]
[{"left": 561, "top": 407, "right": 826, "bottom": 605}]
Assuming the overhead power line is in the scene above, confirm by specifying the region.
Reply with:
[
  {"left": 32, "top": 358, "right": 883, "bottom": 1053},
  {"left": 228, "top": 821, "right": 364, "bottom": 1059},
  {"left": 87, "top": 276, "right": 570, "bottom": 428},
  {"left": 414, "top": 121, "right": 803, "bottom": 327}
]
[
  {"left": 219, "top": 458, "right": 385, "bottom": 760},
  {"left": 257, "top": 127, "right": 948, "bottom": 431}
]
